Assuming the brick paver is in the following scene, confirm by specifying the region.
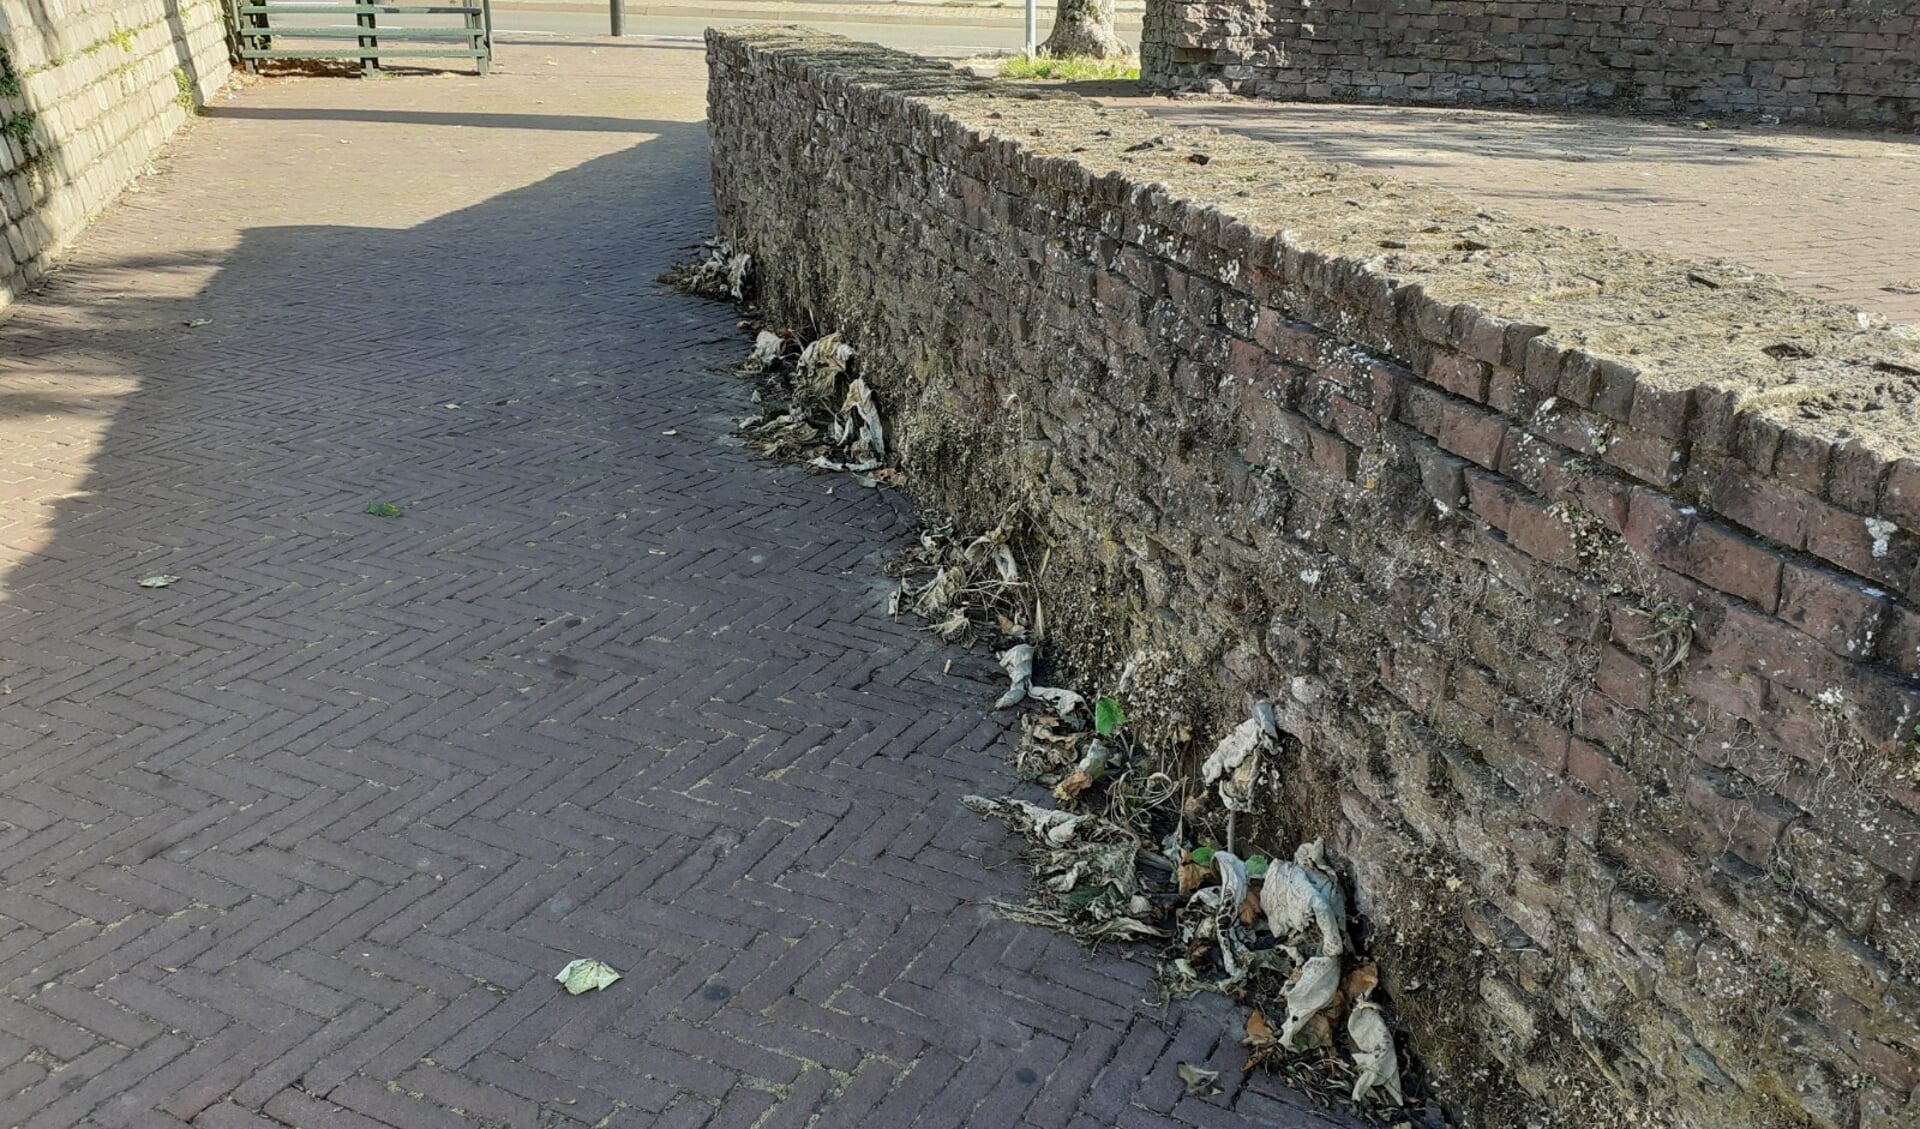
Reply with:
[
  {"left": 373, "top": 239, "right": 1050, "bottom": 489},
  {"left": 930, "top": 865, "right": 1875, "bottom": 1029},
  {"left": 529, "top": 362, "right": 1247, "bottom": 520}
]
[
  {"left": 1107, "top": 95, "right": 1920, "bottom": 326},
  {"left": 0, "top": 41, "right": 1354, "bottom": 1129}
]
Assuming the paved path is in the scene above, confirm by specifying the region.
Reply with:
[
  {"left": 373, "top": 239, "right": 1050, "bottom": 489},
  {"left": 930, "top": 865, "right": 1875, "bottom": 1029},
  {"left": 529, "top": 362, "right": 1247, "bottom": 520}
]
[
  {"left": 0, "top": 41, "right": 1351, "bottom": 1129},
  {"left": 1108, "top": 96, "right": 1920, "bottom": 326}
]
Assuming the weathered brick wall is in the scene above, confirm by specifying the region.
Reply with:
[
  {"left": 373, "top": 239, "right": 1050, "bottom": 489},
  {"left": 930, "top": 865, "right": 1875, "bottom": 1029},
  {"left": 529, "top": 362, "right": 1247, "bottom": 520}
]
[
  {"left": 0, "top": 0, "right": 231, "bottom": 312},
  {"left": 707, "top": 27, "right": 1920, "bottom": 1129},
  {"left": 1141, "top": 0, "right": 1920, "bottom": 129}
]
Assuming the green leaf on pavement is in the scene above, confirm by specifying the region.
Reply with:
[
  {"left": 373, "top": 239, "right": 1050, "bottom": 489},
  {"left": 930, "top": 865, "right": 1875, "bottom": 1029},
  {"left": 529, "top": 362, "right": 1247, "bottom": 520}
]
[{"left": 554, "top": 958, "right": 621, "bottom": 995}]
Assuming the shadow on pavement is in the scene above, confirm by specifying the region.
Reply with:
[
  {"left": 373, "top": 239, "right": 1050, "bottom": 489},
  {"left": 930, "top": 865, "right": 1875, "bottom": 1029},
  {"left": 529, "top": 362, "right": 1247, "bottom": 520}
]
[
  {"left": 0, "top": 44, "right": 1363, "bottom": 1129},
  {"left": 205, "top": 105, "right": 678, "bottom": 133}
]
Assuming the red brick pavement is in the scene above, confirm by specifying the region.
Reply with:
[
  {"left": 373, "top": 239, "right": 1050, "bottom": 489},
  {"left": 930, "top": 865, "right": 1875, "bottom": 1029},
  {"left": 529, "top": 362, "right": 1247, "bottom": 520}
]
[{"left": 0, "top": 41, "right": 1356, "bottom": 1129}]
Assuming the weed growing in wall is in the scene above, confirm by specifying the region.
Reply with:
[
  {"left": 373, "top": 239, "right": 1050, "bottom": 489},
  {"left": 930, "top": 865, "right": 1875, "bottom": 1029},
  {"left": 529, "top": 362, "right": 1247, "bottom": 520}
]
[{"left": 0, "top": 42, "right": 40, "bottom": 168}]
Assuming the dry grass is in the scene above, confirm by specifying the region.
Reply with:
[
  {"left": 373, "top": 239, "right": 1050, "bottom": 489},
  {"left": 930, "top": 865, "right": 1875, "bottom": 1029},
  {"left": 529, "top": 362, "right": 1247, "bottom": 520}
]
[{"left": 1000, "top": 54, "right": 1140, "bottom": 82}]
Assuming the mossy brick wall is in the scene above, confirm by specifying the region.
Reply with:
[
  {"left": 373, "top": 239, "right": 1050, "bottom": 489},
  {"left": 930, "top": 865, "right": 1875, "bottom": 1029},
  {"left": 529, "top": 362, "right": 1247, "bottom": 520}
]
[
  {"left": 1140, "top": 0, "right": 1920, "bottom": 129},
  {"left": 0, "top": 0, "right": 231, "bottom": 312},
  {"left": 708, "top": 27, "right": 1920, "bottom": 1127}
]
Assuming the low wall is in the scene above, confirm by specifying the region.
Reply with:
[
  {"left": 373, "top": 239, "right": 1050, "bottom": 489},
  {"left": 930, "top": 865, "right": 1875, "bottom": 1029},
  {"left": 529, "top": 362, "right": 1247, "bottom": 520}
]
[
  {"left": 1140, "top": 0, "right": 1920, "bottom": 130},
  {"left": 0, "top": 0, "right": 232, "bottom": 312},
  {"left": 706, "top": 27, "right": 1920, "bottom": 1129}
]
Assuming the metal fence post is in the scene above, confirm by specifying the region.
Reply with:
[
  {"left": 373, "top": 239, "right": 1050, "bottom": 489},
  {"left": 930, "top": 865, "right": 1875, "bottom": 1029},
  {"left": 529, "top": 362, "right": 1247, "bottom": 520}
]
[
  {"left": 611, "top": 0, "right": 625, "bottom": 36},
  {"left": 357, "top": 0, "right": 378, "bottom": 77},
  {"left": 1024, "top": 0, "right": 1036, "bottom": 54}
]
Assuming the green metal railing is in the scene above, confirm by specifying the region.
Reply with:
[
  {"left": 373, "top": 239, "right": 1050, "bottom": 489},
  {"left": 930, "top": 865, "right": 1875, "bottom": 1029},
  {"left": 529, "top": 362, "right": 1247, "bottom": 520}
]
[{"left": 229, "top": 1, "right": 492, "bottom": 76}]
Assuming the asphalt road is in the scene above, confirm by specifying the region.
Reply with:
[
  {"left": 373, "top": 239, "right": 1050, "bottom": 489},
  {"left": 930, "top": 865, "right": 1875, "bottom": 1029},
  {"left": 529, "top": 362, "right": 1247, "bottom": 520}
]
[
  {"left": 431, "top": 2, "right": 1141, "bottom": 57},
  {"left": 501, "top": 13, "right": 1026, "bottom": 53}
]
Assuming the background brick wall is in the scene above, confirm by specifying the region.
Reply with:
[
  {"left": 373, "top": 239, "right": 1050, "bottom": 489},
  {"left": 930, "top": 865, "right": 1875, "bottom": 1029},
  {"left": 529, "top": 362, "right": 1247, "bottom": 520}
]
[
  {"left": 1140, "top": 0, "right": 1920, "bottom": 129},
  {"left": 708, "top": 27, "right": 1920, "bottom": 1127},
  {"left": 0, "top": 0, "right": 231, "bottom": 312}
]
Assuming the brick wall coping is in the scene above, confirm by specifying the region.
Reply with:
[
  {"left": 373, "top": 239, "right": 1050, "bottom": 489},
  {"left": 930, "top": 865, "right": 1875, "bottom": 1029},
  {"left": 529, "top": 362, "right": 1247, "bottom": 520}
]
[{"left": 726, "top": 25, "right": 1920, "bottom": 468}]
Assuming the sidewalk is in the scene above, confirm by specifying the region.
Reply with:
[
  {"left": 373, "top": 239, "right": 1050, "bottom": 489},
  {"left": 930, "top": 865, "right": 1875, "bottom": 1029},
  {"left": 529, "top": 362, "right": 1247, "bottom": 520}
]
[{"left": 0, "top": 41, "right": 1346, "bottom": 1129}]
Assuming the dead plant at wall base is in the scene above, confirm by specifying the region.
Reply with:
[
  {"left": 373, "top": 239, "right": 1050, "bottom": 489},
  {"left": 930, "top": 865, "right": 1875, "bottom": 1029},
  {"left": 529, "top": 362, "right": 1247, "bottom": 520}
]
[
  {"left": 962, "top": 704, "right": 1428, "bottom": 1123},
  {"left": 660, "top": 239, "right": 752, "bottom": 300},
  {"left": 884, "top": 521, "right": 1039, "bottom": 648},
  {"left": 674, "top": 237, "right": 1430, "bottom": 1124},
  {"left": 733, "top": 327, "right": 897, "bottom": 478}
]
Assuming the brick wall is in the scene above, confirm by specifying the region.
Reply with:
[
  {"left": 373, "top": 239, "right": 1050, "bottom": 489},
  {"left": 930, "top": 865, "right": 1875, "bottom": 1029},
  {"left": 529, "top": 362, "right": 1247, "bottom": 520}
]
[
  {"left": 1140, "top": 0, "right": 1920, "bottom": 129},
  {"left": 0, "top": 0, "right": 231, "bottom": 312},
  {"left": 708, "top": 27, "right": 1920, "bottom": 1127}
]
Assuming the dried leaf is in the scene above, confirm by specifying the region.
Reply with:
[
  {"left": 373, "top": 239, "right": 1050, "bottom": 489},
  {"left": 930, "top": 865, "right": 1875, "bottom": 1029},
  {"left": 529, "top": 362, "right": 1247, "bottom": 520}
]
[
  {"left": 1260, "top": 839, "right": 1348, "bottom": 957},
  {"left": 747, "top": 330, "right": 784, "bottom": 368},
  {"left": 807, "top": 455, "right": 883, "bottom": 473},
  {"left": 799, "top": 333, "right": 854, "bottom": 390},
  {"left": 662, "top": 241, "right": 751, "bottom": 300},
  {"left": 991, "top": 542, "right": 1019, "bottom": 583},
  {"left": 724, "top": 251, "right": 751, "bottom": 299},
  {"left": 1211, "top": 851, "right": 1248, "bottom": 918},
  {"left": 1053, "top": 770, "right": 1094, "bottom": 803},
  {"left": 1020, "top": 713, "right": 1078, "bottom": 746},
  {"left": 962, "top": 794, "right": 1086, "bottom": 846},
  {"left": 1237, "top": 888, "right": 1262, "bottom": 926},
  {"left": 1305, "top": 1010, "right": 1335, "bottom": 1049},
  {"left": 1176, "top": 1062, "right": 1221, "bottom": 1096},
  {"left": 1044, "top": 862, "right": 1084, "bottom": 893},
  {"left": 1349, "top": 999, "right": 1404, "bottom": 1105},
  {"left": 1342, "top": 962, "right": 1380, "bottom": 1001},
  {"left": 1278, "top": 955, "right": 1341, "bottom": 1048},
  {"left": 1244, "top": 1009, "right": 1277, "bottom": 1048},
  {"left": 1201, "top": 715, "right": 1265, "bottom": 812},
  {"left": 1091, "top": 917, "right": 1164, "bottom": 939},
  {"left": 1044, "top": 818, "right": 1082, "bottom": 846},
  {"left": 994, "top": 644, "right": 1035, "bottom": 709},
  {"left": 1028, "top": 685, "right": 1085, "bottom": 717},
  {"left": 914, "top": 566, "right": 964, "bottom": 615},
  {"left": 1177, "top": 862, "right": 1214, "bottom": 895},
  {"left": 839, "top": 378, "right": 886, "bottom": 459}
]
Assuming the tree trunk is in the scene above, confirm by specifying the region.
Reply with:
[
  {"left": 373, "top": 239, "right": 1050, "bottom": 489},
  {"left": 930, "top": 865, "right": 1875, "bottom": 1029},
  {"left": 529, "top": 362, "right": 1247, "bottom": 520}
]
[{"left": 1042, "top": 0, "right": 1130, "bottom": 58}]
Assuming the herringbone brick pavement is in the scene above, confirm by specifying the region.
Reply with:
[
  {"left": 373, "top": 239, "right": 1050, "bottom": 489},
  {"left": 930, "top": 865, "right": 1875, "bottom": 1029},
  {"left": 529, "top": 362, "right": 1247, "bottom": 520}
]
[{"left": 0, "top": 40, "right": 1356, "bottom": 1129}]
